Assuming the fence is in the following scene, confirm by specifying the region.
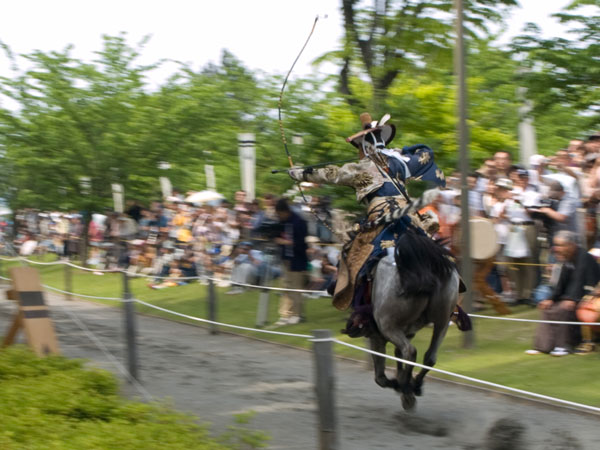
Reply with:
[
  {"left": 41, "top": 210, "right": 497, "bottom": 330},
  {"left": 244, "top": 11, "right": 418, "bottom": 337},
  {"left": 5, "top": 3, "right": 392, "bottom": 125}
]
[{"left": 1, "top": 255, "right": 600, "bottom": 450}]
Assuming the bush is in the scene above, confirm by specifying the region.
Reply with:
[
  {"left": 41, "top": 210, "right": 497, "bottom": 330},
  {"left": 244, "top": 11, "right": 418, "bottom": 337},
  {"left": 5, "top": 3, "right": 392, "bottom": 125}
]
[{"left": 0, "top": 346, "right": 268, "bottom": 449}]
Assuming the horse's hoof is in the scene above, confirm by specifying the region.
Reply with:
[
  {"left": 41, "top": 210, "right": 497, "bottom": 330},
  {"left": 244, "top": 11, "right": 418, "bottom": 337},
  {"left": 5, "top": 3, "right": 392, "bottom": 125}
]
[
  {"left": 375, "top": 376, "right": 398, "bottom": 389},
  {"left": 413, "top": 384, "right": 423, "bottom": 397},
  {"left": 401, "top": 393, "right": 416, "bottom": 411}
]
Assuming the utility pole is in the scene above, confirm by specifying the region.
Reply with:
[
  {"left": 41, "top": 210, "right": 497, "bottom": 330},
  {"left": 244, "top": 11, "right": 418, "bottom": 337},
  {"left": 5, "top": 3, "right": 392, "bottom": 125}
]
[{"left": 455, "top": 0, "right": 474, "bottom": 348}]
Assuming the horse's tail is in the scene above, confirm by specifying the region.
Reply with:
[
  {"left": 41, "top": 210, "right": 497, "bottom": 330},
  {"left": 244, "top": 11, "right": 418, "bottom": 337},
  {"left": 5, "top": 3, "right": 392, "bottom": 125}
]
[{"left": 394, "top": 230, "right": 455, "bottom": 298}]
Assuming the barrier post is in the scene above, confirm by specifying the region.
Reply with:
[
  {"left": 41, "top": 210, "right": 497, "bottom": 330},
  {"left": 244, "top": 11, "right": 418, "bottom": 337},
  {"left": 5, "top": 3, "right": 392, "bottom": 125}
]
[
  {"left": 122, "top": 271, "right": 139, "bottom": 381},
  {"left": 64, "top": 261, "right": 72, "bottom": 301},
  {"left": 255, "top": 255, "right": 273, "bottom": 327},
  {"left": 207, "top": 274, "right": 218, "bottom": 335},
  {"left": 312, "top": 329, "right": 339, "bottom": 450}
]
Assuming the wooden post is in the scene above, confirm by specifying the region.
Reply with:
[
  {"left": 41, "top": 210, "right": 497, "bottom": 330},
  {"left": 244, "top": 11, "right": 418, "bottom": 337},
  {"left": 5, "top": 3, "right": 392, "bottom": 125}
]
[
  {"left": 255, "top": 256, "right": 272, "bottom": 327},
  {"left": 312, "top": 329, "right": 338, "bottom": 450},
  {"left": 207, "top": 274, "right": 218, "bottom": 335},
  {"left": 122, "top": 271, "right": 139, "bottom": 381},
  {"left": 3, "top": 267, "right": 60, "bottom": 356},
  {"left": 64, "top": 261, "right": 72, "bottom": 301}
]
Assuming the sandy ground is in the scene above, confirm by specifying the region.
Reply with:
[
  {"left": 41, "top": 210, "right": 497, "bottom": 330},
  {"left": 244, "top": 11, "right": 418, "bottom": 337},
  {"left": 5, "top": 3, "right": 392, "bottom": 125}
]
[{"left": 1, "top": 290, "right": 599, "bottom": 450}]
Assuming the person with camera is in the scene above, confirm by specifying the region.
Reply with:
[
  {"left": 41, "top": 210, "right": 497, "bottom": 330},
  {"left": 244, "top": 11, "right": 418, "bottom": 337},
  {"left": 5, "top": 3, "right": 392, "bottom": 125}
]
[
  {"left": 530, "top": 180, "right": 578, "bottom": 247},
  {"left": 273, "top": 198, "right": 308, "bottom": 325}
]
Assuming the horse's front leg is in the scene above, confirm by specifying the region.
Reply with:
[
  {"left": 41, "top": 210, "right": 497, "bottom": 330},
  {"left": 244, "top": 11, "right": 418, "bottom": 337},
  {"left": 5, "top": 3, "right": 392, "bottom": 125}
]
[{"left": 369, "top": 333, "right": 398, "bottom": 389}]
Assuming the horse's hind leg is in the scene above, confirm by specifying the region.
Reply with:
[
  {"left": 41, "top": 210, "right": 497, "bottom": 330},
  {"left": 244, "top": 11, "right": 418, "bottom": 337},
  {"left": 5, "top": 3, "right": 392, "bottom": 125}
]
[
  {"left": 379, "top": 327, "right": 417, "bottom": 409},
  {"left": 412, "top": 321, "right": 449, "bottom": 396},
  {"left": 369, "top": 333, "right": 398, "bottom": 389},
  {"left": 394, "top": 344, "right": 417, "bottom": 410}
]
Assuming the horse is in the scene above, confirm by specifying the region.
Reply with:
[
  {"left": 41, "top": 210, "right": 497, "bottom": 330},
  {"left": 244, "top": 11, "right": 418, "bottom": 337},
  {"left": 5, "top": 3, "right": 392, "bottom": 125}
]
[{"left": 369, "top": 229, "right": 460, "bottom": 410}]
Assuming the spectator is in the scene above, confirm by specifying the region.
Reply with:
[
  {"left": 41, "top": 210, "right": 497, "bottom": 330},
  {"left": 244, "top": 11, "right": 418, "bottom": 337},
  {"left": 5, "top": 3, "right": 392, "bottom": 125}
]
[
  {"left": 493, "top": 151, "right": 512, "bottom": 178},
  {"left": 533, "top": 181, "right": 578, "bottom": 243},
  {"left": 273, "top": 198, "right": 308, "bottom": 325},
  {"left": 526, "top": 231, "right": 600, "bottom": 356},
  {"left": 226, "top": 242, "right": 256, "bottom": 294}
]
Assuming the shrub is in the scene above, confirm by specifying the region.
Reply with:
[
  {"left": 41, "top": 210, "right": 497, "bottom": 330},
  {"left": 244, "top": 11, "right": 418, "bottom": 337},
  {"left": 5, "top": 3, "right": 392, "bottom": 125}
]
[{"left": 0, "top": 346, "right": 268, "bottom": 449}]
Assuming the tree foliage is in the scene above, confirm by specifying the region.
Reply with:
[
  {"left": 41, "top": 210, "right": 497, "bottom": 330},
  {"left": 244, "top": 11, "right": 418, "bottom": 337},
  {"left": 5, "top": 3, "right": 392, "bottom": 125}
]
[
  {"left": 0, "top": 0, "right": 598, "bottom": 214},
  {"left": 511, "top": 0, "right": 600, "bottom": 132},
  {"left": 325, "top": 0, "right": 517, "bottom": 115}
]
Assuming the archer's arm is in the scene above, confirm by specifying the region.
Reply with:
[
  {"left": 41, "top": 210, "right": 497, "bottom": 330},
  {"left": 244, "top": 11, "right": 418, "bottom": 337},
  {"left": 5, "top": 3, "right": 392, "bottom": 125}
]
[{"left": 289, "top": 162, "right": 365, "bottom": 187}]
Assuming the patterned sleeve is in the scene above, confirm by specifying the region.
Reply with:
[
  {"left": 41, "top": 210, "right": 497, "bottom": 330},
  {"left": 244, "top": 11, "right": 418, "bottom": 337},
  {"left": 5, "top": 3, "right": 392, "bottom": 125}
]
[
  {"left": 303, "top": 162, "right": 370, "bottom": 188},
  {"left": 401, "top": 144, "right": 446, "bottom": 187}
]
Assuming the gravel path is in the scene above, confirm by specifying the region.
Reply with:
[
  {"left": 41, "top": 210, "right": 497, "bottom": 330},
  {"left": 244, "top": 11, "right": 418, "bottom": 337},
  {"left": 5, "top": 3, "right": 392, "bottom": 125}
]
[{"left": 1, "top": 291, "right": 599, "bottom": 449}]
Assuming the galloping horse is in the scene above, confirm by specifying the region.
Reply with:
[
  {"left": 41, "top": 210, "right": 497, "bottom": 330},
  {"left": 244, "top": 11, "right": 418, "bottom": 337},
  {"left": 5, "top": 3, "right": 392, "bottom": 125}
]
[{"left": 369, "top": 229, "right": 460, "bottom": 410}]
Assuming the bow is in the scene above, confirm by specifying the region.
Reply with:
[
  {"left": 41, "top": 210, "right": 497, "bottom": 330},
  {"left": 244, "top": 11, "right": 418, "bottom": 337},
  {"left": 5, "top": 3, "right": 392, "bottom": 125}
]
[
  {"left": 278, "top": 15, "right": 318, "bottom": 171},
  {"left": 278, "top": 16, "right": 342, "bottom": 239}
]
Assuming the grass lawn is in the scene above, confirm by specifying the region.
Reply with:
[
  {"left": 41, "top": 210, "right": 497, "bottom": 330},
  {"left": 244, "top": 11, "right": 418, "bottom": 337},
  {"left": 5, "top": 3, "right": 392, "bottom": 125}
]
[{"left": 2, "top": 255, "right": 599, "bottom": 408}]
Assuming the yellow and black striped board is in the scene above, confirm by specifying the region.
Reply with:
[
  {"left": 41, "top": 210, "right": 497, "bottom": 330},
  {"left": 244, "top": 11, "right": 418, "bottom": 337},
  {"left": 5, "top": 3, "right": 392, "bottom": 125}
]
[{"left": 2, "top": 266, "right": 60, "bottom": 356}]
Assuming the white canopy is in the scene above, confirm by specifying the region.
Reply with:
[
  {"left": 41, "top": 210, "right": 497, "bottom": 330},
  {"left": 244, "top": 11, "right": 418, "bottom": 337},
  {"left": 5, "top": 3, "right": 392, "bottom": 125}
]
[{"left": 184, "top": 190, "right": 225, "bottom": 205}]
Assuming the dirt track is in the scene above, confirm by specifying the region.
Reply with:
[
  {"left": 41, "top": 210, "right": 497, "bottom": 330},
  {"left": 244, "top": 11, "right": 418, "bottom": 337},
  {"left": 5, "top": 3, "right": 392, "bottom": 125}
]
[{"left": 1, "top": 291, "right": 599, "bottom": 450}]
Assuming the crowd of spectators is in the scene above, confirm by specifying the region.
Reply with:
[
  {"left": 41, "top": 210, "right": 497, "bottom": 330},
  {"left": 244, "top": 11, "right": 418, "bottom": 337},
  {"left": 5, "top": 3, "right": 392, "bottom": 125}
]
[
  {"left": 1, "top": 191, "right": 340, "bottom": 324},
  {"left": 421, "top": 134, "right": 600, "bottom": 354},
  {"left": 2, "top": 134, "right": 600, "bottom": 348}
]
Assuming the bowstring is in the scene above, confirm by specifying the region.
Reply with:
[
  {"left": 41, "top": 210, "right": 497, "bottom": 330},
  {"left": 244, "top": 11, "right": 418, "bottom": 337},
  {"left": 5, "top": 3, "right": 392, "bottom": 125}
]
[{"left": 277, "top": 16, "right": 343, "bottom": 240}]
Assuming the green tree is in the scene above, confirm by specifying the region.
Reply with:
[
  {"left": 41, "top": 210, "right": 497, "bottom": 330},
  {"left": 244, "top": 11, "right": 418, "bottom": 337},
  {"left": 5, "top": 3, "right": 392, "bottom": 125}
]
[
  {"left": 511, "top": 0, "right": 600, "bottom": 132},
  {"left": 326, "top": 0, "right": 517, "bottom": 115}
]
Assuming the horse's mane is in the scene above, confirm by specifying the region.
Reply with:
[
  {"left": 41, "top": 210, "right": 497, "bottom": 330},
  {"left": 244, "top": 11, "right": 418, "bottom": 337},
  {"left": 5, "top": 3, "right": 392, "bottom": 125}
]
[{"left": 393, "top": 229, "right": 455, "bottom": 298}]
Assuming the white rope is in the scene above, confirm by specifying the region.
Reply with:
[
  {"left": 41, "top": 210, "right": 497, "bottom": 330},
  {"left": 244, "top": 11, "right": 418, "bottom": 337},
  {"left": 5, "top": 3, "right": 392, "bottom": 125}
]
[
  {"left": 63, "top": 261, "right": 120, "bottom": 273},
  {"left": 134, "top": 298, "right": 313, "bottom": 338},
  {"left": 328, "top": 338, "right": 600, "bottom": 413},
  {"left": 42, "top": 284, "right": 123, "bottom": 301},
  {"left": 57, "top": 304, "right": 153, "bottom": 402},
  {"left": 2, "top": 255, "right": 328, "bottom": 294},
  {"left": 0, "top": 256, "right": 119, "bottom": 273},
  {"left": 215, "top": 278, "right": 327, "bottom": 294},
  {"left": 470, "top": 313, "right": 600, "bottom": 326}
]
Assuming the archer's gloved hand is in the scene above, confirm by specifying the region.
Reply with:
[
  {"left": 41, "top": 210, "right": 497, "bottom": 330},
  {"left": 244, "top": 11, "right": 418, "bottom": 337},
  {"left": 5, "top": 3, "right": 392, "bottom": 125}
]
[{"left": 288, "top": 168, "right": 305, "bottom": 181}]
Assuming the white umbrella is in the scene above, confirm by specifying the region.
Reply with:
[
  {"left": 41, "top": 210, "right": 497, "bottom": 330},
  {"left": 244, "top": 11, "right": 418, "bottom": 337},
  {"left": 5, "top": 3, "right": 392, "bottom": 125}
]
[
  {"left": 0, "top": 206, "right": 12, "bottom": 216},
  {"left": 184, "top": 190, "right": 224, "bottom": 204}
]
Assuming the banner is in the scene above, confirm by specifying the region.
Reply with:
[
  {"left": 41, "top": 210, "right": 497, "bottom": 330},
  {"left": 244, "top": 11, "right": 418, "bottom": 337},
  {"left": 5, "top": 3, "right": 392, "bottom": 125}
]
[
  {"left": 205, "top": 165, "right": 216, "bottom": 192},
  {"left": 111, "top": 183, "right": 124, "bottom": 213},
  {"left": 238, "top": 133, "right": 256, "bottom": 201},
  {"left": 159, "top": 177, "right": 172, "bottom": 200}
]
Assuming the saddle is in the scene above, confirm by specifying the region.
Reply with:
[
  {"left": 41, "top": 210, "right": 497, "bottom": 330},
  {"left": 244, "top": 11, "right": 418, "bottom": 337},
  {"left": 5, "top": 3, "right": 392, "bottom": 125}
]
[{"left": 332, "top": 196, "right": 440, "bottom": 311}]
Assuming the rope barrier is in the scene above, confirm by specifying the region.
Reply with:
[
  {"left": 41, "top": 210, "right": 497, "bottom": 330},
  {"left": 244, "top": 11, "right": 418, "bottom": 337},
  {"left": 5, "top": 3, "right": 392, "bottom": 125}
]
[
  {"left": 4, "top": 255, "right": 600, "bottom": 325},
  {"left": 470, "top": 313, "right": 600, "bottom": 326},
  {"left": 328, "top": 338, "right": 600, "bottom": 413},
  {"left": 1, "top": 256, "right": 327, "bottom": 293},
  {"left": 134, "top": 298, "right": 313, "bottom": 339},
  {"left": 211, "top": 277, "right": 328, "bottom": 294},
  {"left": 4, "top": 264, "right": 599, "bottom": 414},
  {"left": 42, "top": 284, "right": 124, "bottom": 301},
  {"left": 493, "top": 261, "right": 552, "bottom": 267}
]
